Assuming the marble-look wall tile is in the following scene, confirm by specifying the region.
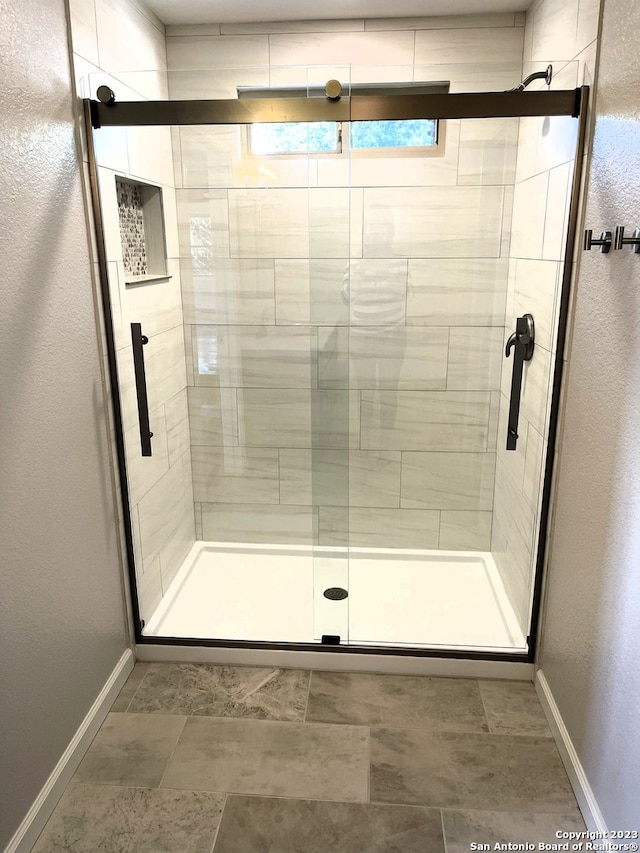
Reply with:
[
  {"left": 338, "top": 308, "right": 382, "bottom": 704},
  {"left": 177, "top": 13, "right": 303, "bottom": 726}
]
[
  {"left": 350, "top": 188, "right": 364, "bottom": 259},
  {"left": 223, "top": 19, "right": 365, "bottom": 34},
  {"left": 190, "top": 325, "right": 316, "bottom": 389},
  {"left": 192, "top": 446, "right": 280, "bottom": 504},
  {"left": 176, "top": 189, "right": 230, "bottom": 262},
  {"left": 360, "top": 391, "right": 491, "bottom": 452},
  {"left": 177, "top": 126, "right": 240, "bottom": 188},
  {"left": 439, "top": 511, "right": 493, "bottom": 550},
  {"left": 507, "top": 259, "right": 560, "bottom": 353},
  {"left": 279, "top": 449, "right": 313, "bottom": 505},
  {"left": 350, "top": 326, "right": 450, "bottom": 391},
  {"left": 414, "top": 62, "right": 524, "bottom": 94},
  {"left": 510, "top": 172, "right": 549, "bottom": 260},
  {"left": 118, "top": 265, "right": 184, "bottom": 346},
  {"left": 407, "top": 259, "right": 508, "bottom": 327},
  {"left": 401, "top": 452, "right": 496, "bottom": 510},
  {"left": 165, "top": 388, "right": 190, "bottom": 467},
  {"left": 269, "top": 31, "right": 414, "bottom": 66},
  {"left": 275, "top": 259, "right": 349, "bottom": 326},
  {"left": 160, "top": 495, "right": 195, "bottom": 592},
  {"left": 523, "top": 424, "right": 546, "bottom": 511},
  {"left": 181, "top": 259, "right": 276, "bottom": 326},
  {"left": 528, "top": 0, "right": 579, "bottom": 62},
  {"left": 229, "top": 189, "right": 350, "bottom": 259},
  {"left": 238, "top": 390, "right": 349, "bottom": 448},
  {"left": 366, "top": 14, "right": 518, "bottom": 30},
  {"left": 349, "top": 451, "right": 401, "bottom": 508},
  {"left": 127, "top": 126, "right": 175, "bottom": 187},
  {"left": 125, "top": 404, "right": 170, "bottom": 507},
  {"left": 349, "top": 259, "right": 408, "bottom": 326},
  {"left": 319, "top": 507, "right": 440, "bottom": 548},
  {"left": 188, "top": 386, "right": 238, "bottom": 446},
  {"left": 95, "top": 0, "right": 166, "bottom": 74},
  {"left": 362, "top": 187, "right": 504, "bottom": 258},
  {"left": 415, "top": 27, "right": 524, "bottom": 64},
  {"left": 137, "top": 554, "right": 163, "bottom": 621},
  {"left": 68, "top": 0, "right": 99, "bottom": 64},
  {"left": 519, "top": 344, "right": 553, "bottom": 438},
  {"left": 167, "top": 66, "right": 270, "bottom": 100},
  {"left": 201, "top": 502, "right": 317, "bottom": 545},
  {"left": 138, "top": 453, "right": 195, "bottom": 571},
  {"left": 542, "top": 162, "right": 573, "bottom": 262},
  {"left": 500, "top": 185, "right": 515, "bottom": 258},
  {"left": 167, "top": 35, "right": 270, "bottom": 69},
  {"left": 576, "top": 0, "right": 601, "bottom": 54},
  {"left": 447, "top": 327, "right": 504, "bottom": 391},
  {"left": 457, "top": 119, "right": 519, "bottom": 186}
]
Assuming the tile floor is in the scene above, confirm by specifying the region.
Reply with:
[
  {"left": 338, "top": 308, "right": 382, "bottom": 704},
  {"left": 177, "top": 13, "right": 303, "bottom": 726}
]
[{"left": 33, "top": 663, "right": 586, "bottom": 852}]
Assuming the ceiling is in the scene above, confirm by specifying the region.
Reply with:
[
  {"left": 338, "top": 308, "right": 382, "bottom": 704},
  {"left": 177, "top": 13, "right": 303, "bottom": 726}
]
[{"left": 145, "top": 0, "right": 528, "bottom": 26}]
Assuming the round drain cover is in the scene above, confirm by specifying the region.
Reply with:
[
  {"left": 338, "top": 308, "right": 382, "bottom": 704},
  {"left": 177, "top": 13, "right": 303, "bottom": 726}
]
[{"left": 324, "top": 587, "right": 348, "bottom": 600}]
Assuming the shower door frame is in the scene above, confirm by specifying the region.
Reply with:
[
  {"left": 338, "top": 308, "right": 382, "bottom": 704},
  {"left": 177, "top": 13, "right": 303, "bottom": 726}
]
[{"left": 84, "top": 84, "right": 589, "bottom": 664}]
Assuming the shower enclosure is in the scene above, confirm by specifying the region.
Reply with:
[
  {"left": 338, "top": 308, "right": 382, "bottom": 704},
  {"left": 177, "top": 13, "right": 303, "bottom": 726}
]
[{"left": 85, "top": 63, "right": 587, "bottom": 662}]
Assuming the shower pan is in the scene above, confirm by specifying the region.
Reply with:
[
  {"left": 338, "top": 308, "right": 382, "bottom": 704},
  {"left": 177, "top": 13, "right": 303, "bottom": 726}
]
[{"left": 85, "top": 65, "right": 588, "bottom": 667}]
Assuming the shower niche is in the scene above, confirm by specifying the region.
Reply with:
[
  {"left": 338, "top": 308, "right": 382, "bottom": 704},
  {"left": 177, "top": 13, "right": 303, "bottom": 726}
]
[{"left": 115, "top": 176, "right": 168, "bottom": 284}]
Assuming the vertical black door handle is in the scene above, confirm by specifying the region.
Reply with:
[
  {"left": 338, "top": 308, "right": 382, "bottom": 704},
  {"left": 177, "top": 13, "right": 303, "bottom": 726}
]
[
  {"left": 131, "top": 323, "right": 153, "bottom": 457},
  {"left": 505, "top": 313, "right": 535, "bottom": 451}
]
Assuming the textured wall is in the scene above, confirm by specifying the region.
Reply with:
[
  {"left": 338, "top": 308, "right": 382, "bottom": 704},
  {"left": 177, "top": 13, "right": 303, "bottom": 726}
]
[
  {"left": 538, "top": 0, "right": 640, "bottom": 828},
  {"left": 0, "top": 0, "right": 128, "bottom": 847}
]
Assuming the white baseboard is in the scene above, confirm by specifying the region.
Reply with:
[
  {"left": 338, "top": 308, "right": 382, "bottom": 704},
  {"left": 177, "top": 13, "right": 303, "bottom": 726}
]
[
  {"left": 535, "top": 670, "right": 608, "bottom": 832},
  {"left": 136, "top": 643, "right": 534, "bottom": 680},
  {"left": 4, "top": 648, "right": 135, "bottom": 853}
]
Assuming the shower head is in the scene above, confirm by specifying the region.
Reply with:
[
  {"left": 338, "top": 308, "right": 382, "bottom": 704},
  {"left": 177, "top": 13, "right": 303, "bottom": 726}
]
[{"left": 509, "top": 64, "right": 553, "bottom": 92}]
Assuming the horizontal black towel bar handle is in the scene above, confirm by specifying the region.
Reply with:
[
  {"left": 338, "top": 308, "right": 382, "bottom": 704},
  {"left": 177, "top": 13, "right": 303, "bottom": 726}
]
[{"left": 130, "top": 322, "right": 153, "bottom": 457}]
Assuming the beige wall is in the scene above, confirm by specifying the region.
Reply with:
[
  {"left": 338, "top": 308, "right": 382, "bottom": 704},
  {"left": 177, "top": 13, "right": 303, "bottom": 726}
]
[
  {"left": 67, "top": 0, "right": 196, "bottom": 625},
  {"left": 0, "top": 0, "right": 128, "bottom": 847},
  {"left": 537, "top": 0, "right": 640, "bottom": 828}
]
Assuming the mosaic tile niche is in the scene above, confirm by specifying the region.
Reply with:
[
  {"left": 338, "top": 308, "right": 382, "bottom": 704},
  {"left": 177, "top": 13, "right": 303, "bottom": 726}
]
[
  {"left": 115, "top": 177, "right": 167, "bottom": 282},
  {"left": 117, "top": 179, "right": 148, "bottom": 276}
]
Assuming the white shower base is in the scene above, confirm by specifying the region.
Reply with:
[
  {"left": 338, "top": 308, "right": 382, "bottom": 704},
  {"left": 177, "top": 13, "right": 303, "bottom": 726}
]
[{"left": 143, "top": 542, "right": 526, "bottom": 653}]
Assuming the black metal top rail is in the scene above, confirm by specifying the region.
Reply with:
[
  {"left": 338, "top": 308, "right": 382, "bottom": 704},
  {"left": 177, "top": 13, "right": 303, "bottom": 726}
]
[{"left": 89, "top": 88, "right": 585, "bottom": 128}]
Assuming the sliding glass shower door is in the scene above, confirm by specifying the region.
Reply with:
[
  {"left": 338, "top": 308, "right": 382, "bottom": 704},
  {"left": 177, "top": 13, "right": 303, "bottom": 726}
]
[{"left": 87, "top": 64, "right": 586, "bottom": 657}]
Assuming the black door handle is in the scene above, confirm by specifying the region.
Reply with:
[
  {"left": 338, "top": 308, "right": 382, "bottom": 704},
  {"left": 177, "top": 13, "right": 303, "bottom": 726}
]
[
  {"left": 131, "top": 323, "right": 153, "bottom": 457},
  {"left": 505, "top": 313, "right": 535, "bottom": 451}
]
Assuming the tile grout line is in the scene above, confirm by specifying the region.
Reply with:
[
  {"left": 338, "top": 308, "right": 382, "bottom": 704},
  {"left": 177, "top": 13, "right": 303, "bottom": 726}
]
[
  {"left": 441, "top": 808, "right": 449, "bottom": 853},
  {"left": 124, "top": 666, "right": 151, "bottom": 713},
  {"left": 476, "top": 679, "right": 495, "bottom": 735},
  {"left": 157, "top": 715, "right": 189, "bottom": 790},
  {"left": 209, "top": 793, "right": 228, "bottom": 853},
  {"left": 303, "top": 669, "right": 313, "bottom": 723}
]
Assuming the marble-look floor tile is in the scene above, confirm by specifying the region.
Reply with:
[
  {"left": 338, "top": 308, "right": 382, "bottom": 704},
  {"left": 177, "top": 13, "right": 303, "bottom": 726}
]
[
  {"left": 307, "top": 672, "right": 488, "bottom": 733},
  {"left": 127, "top": 663, "right": 309, "bottom": 721},
  {"left": 74, "top": 713, "right": 186, "bottom": 787},
  {"left": 163, "top": 717, "right": 369, "bottom": 801},
  {"left": 478, "top": 680, "right": 552, "bottom": 737},
  {"left": 442, "top": 807, "right": 586, "bottom": 853},
  {"left": 111, "top": 662, "right": 151, "bottom": 712},
  {"left": 213, "top": 795, "right": 445, "bottom": 853},
  {"left": 32, "top": 783, "right": 225, "bottom": 853},
  {"left": 370, "top": 728, "right": 577, "bottom": 812}
]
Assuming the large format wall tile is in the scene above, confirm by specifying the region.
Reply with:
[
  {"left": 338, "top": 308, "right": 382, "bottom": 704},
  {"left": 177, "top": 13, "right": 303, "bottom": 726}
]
[
  {"left": 362, "top": 187, "right": 504, "bottom": 258},
  {"left": 137, "top": 453, "right": 194, "bottom": 570},
  {"left": 167, "top": 35, "right": 270, "bottom": 69},
  {"left": 360, "top": 391, "right": 491, "bottom": 451},
  {"left": 176, "top": 189, "right": 230, "bottom": 261},
  {"left": 414, "top": 27, "right": 524, "bottom": 65},
  {"left": 507, "top": 259, "right": 560, "bottom": 352},
  {"left": 401, "top": 452, "right": 496, "bottom": 510},
  {"left": 274, "top": 259, "right": 349, "bottom": 326},
  {"left": 319, "top": 506, "right": 440, "bottom": 548},
  {"left": 201, "top": 503, "right": 316, "bottom": 545},
  {"left": 238, "top": 390, "right": 350, "bottom": 448},
  {"left": 181, "top": 259, "right": 276, "bottom": 325},
  {"left": 269, "top": 31, "right": 414, "bottom": 66},
  {"left": 439, "top": 510, "right": 492, "bottom": 550},
  {"left": 457, "top": 118, "right": 519, "bottom": 186},
  {"left": 192, "top": 446, "right": 280, "bottom": 504},
  {"left": 349, "top": 450, "right": 401, "bottom": 507},
  {"left": 188, "top": 386, "right": 238, "bottom": 446},
  {"left": 229, "top": 189, "right": 350, "bottom": 259},
  {"left": 510, "top": 172, "right": 549, "bottom": 260},
  {"left": 447, "top": 327, "right": 504, "bottom": 391},
  {"left": 407, "top": 259, "right": 508, "bottom": 326},
  {"left": 190, "top": 325, "right": 316, "bottom": 388}
]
